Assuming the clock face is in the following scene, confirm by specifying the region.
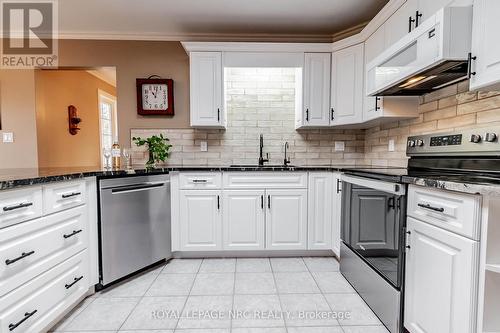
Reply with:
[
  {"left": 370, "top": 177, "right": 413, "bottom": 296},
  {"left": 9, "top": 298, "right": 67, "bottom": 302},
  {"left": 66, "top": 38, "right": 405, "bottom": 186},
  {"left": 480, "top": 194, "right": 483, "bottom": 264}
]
[{"left": 142, "top": 84, "right": 168, "bottom": 110}]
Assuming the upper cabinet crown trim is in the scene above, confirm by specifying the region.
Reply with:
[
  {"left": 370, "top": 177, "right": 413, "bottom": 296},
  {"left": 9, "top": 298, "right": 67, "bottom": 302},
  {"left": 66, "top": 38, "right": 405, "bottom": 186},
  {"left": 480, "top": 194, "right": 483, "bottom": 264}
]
[{"left": 181, "top": 42, "right": 333, "bottom": 53}]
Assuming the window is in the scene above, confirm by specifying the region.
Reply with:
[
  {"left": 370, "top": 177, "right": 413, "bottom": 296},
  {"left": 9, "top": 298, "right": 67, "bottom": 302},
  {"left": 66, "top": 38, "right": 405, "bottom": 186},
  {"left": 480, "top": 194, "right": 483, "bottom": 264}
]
[{"left": 98, "top": 90, "right": 117, "bottom": 167}]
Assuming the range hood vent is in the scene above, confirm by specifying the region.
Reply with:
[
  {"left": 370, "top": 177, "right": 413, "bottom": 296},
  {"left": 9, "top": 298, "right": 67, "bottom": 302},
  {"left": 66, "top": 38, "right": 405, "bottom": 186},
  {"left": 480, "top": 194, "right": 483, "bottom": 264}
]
[{"left": 366, "top": 6, "right": 473, "bottom": 97}]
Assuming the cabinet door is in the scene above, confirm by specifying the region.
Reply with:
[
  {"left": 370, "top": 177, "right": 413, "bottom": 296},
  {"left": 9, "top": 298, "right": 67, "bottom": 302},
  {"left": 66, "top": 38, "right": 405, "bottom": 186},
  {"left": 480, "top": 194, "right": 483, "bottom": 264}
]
[
  {"left": 179, "top": 190, "right": 222, "bottom": 251},
  {"left": 332, "top": 173, "right": 342, "bottom": 257},
  {"left": 385, "top": 0, "right": 419, "bottom": 46},
  {"left": 189, "top": 52, "right": 224, "bottom": 127},
  {"left": 405, "top": 217, "right": 479, "bottom": 333},
  {"left": 223, "top": 190, "right": 265, "bottom": 250},
  {"left": 302, "top": 53, "right": 331, "bottom": 127},
  {"left": 417, "top": 0, "right": 453, "bottom": 24},
  {"left": 349, "top": 186, "right": 397, "bottom": 251},
  {"left": 266, "top": 189, "right": 307, "bottom": 250},
  {"left": 470, "top": 0, "right": 500, "bottom": 90},
  {"left": 365, "top": 25, "right": 386, "bottom": 65},
  {"left": 331, "top": 44, "right": 364, "bottom": 126},
  {"left": 308, "top": 173, "right": 333, "bottom": 250}
]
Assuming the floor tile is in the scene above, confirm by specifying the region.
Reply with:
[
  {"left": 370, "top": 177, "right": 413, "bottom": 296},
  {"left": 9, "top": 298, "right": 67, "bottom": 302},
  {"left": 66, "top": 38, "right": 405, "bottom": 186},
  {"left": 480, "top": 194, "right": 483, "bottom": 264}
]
[
  {"left": 235, "top": 273, "right": 277, "bottom": 294},
  {"left": 121, "top": 296, "right": 186, "bottom": 330},
  {"left": 64, "top": 297, "right": 139, "bottom": 331},
  {"left": 98, "top": 270, "right": 158, "bottom": 298},
  {"left": 174, "top": 330, "right": 229, "bottom": 333},
  {"left": 199, "top": 258, "right": 236, "bottom": 273},
  {"left": 341, "top": 326, "right": 390, "bottom": 333},
  {"left": 236, "top": 258, "right": 272, "bottom": 272},
  {"left": 303, "top": 257, "right": 340, "bottom": 272},
  {"left": 120, "top": 330, "right": 173, "bottom": 333},
  {"left": 324, "top": 294, "right": 382, "bottom": 326},
  {"left": 312, "top": 272, "right": 355, "bottom": 294},
  {"left": 270, "top": 258, "right": 307, "bottom": 272},
  {"left": 190, "top": 273, "right": 234, "bottom": 295},
  {"left": 162, "top": 259, "right": 203, "bottom": 274},
  {"left": 232, "top": 294, "right": 284, "bottom": 328},
  {"left": 287, "top": 327, "right": 343, "bottom": 333},
  {"left": 232, "top": 328, "right": 287, "bottom": 333},
  {"left": 49, "top": 297, "right": 96, "bottom": 331},
  {"left": 146, "top": 273, "right": 196, "bottom": 296},
  {"left": 177, "top": 295, "right": 233, "bottom": 329},
  {"left": 279, "top": 294, "right": 340, "bottom": 327},
  {"left": 274, "top": 272, "right": 320, "bottom": 294}
]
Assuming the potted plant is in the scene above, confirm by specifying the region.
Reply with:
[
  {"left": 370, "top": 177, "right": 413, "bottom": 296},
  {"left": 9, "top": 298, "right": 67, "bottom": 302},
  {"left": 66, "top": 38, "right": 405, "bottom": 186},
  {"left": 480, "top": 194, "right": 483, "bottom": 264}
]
[{"left": 132, "top": 134, "right": 173, "bottom": 169}]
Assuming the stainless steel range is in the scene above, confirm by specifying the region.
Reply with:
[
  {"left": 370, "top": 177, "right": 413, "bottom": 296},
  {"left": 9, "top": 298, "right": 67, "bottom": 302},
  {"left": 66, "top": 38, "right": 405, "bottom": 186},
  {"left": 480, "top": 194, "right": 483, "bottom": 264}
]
[{"left": 340, "top": 126, "right": 500, "bottom": 333}]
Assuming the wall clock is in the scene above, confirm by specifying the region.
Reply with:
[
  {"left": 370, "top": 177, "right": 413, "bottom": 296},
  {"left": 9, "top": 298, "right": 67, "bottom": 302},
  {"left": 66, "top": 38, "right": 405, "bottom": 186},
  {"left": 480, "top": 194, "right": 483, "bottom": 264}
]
[{"left": 136, "top": 77, "right": 174, "bottom": 115}]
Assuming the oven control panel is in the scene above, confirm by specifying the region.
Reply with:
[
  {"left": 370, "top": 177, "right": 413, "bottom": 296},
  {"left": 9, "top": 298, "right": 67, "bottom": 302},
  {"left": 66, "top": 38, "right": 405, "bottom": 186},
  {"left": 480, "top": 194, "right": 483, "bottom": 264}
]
[{"left": 407, "top": 128, "right": 500, "bottom": 156}]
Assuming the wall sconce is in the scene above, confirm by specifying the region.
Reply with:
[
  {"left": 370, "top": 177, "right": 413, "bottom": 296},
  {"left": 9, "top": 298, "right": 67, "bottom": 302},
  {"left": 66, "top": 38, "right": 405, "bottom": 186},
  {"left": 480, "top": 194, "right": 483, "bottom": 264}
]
[{"left": 68, "top": 105, "right": 82, "bottom": 135}]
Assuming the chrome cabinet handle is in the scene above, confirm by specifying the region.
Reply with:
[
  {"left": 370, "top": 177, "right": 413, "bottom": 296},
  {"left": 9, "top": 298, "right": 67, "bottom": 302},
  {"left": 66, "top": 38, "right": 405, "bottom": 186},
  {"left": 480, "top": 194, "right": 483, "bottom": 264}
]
[
  {"left": 336, "top": 179, "right": 342, "bottom": 194},
  {"left": 217, "top": 195, "right": 220, "bottom": 210},
  {"left": 468, "top": 53, "right": 477, "bottom": 78},
  {"left": 63, "top": 229, "right": 83, "bottom": 239},
  {"left": 305, "top": 109, "right": 309, "bottom": 122},
  {"left": 415, "top": 10, "right": 422, "bottom": 27},
  {"left": 331, "top": 108, "right": 334, "bottom": 120},
  {"left": 192, "top": 179, "right": 208, "bottom": 183},
  {"left": 65, "top": 275, "right": 84, "bottom": 289},
  {"left": 418, "top": 203, "right": 444, "bottom": 212},
  {"left": 62, "top": 192, "right": 81, "bottom": 199},
  {"left": 268, "top": 195, "right": 271, "bottom": 209},
  {"left": 408, "top": 16, "right": 416, "bottom": 32},
  {"left": 8, "top": 310, "right": 37, "bottom": 331},
  {"left": 3, "top": 202, "right": 33, "bottom": 212},
  {"left": 5, "top": 251, "right": 35, "bottom": 265},
  {"left": 261, "top": 195, "right": 264, "bottom": 209}
]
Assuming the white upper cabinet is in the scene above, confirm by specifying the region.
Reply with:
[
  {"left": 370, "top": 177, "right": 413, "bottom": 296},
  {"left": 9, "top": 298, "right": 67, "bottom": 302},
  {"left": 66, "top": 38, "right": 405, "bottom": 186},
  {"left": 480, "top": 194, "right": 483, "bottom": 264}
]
[
  {"left": 331, "top": 44, "right": 364, "bottom": 126},
  {"left": 189, "top": 52, "right": 225, "bottom": 128},
  {"left": 470, "top": 0, "right": 500, "bottom": 91},
  {"left": 405, "top": 217, "right": 479, "bottom": 333},
  {"left": 385, "top": 0, "right": 418, "bottom": 47},
  {"left": 307, "top": 173, "right": 333, "bottom": 250},
  {"left": 299, "top": 53, "right": 331, "bottom": 127},
  {"left": 417, "top": 0, "right": 454, "bottom": 24}
]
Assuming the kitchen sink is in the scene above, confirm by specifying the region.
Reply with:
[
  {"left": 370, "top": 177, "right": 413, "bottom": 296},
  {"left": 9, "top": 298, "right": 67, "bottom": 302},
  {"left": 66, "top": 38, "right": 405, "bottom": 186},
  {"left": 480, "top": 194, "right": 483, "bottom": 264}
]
[{"left": 229, "top": 164, "right": 295, "bottom": 168}]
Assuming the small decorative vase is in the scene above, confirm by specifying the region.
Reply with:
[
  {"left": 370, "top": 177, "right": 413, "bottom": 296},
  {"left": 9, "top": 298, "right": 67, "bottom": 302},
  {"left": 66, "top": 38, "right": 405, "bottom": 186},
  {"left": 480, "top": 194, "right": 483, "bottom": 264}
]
[{"left": 146, "top": 150, "right": 156, "bottom": 169}]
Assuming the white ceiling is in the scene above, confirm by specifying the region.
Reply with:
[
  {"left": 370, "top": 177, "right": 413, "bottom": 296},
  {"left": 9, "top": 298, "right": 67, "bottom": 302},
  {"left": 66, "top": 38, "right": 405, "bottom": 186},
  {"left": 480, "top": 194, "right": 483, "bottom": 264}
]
[
  {"left": 58, "top": 0, "right": 389, "bottom": 41},
  {"left": 86, "top": 67, "right": 117, "bottom": 87}
]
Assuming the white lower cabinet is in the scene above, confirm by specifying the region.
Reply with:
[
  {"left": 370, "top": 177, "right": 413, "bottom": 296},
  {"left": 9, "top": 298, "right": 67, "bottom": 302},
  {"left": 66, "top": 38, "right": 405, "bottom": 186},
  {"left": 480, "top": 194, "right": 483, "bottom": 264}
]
[
  {"left": 266, "top": 189, "right": 308, "bottom": 250},
  {"left": 404, "top": 217, "right": 479, "bottom": 333},
  {"left": 223, "top": 190, "right": 265, "bottom": 250},
  {"left": 332, "top": 173, "right": 342, "bottom": 257},
  {"left": 179, "top": 190, "right": 222, "bottom": 251},
  {"left": 307, "top": 173, "right": 333, "bottom": 250}
]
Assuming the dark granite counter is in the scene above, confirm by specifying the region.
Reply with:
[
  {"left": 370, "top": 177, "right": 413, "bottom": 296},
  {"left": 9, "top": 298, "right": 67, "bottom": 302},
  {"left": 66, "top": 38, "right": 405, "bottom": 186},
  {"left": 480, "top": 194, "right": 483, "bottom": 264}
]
[{"left": 0, "top": 164, "right": 368, "bottom": 190}]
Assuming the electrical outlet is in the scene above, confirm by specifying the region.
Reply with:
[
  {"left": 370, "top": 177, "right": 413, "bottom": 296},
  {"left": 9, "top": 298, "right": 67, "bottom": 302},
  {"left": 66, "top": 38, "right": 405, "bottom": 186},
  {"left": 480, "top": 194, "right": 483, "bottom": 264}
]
[
  {"left": 200, "top": 141, "right": 208, "bottom": 152},
  {"left": 335, "top": 141, "right": 345, "bottom": 152},
  {"left": 2, "top": 132, "right": 13, "bottom": 143},
  {"left": 388, "top": 139, "right": 395, "bottom": 152}
]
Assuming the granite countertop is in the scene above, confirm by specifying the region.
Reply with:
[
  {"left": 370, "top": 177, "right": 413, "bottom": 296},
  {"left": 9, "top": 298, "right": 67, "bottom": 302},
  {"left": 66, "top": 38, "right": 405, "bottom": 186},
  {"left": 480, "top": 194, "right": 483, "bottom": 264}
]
[{"left": 0, "top": 164, "right": 365, "bottom": 190}]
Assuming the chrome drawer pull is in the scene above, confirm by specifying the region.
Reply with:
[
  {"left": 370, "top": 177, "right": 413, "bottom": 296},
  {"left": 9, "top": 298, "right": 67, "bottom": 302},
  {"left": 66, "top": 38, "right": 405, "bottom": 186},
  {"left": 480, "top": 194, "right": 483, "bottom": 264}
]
[
  {"left": 65, "top": 275, "right": 84, "bottom": 289},
  {"left": 192, "top": 179, "right": 208, "bottom": 183},
  {"left": 63, "top": 229, "right": 83, "bottom": 239},
  {"left": 418, "top": 203, "right": 444, "bottom": 212},
  {"left": 8, "top": 309, "right": 37, "bottom": 331},
  {"left": 3, "top": 202, "right": 33, "bottom": 212},
  {"left": 62, "top": 192, "right": 81, "bottom": 199},
  {"left": 5, "top": 250, "right": 35, "bottom": 265}
]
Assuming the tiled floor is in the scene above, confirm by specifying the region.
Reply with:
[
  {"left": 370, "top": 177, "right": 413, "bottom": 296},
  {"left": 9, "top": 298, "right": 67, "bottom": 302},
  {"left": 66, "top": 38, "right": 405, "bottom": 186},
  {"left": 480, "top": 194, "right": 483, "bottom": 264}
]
[{"left": 51, "top": 257, "right": 389, "bottom": 333}]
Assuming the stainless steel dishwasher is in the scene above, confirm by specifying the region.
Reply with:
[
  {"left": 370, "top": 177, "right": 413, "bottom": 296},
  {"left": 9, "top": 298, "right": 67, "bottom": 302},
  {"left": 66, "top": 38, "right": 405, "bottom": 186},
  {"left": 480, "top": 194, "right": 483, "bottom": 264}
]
[{"left": 98, "top": 174, "right": 171, "bottom": 287}]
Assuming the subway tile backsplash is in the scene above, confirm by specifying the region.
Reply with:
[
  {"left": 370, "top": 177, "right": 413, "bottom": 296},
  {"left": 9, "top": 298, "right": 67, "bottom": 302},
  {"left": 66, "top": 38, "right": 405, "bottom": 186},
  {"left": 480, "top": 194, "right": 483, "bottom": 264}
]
[{"left": 131, "top": 75, "right": 500, "bottom": 168}]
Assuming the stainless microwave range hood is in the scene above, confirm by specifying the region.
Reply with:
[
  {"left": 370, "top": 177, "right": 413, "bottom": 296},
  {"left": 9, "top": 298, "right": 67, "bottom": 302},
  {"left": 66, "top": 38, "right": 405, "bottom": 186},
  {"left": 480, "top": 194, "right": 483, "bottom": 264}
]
[{"left": 366, "top": 6, "right": 473, "bottom": 97}]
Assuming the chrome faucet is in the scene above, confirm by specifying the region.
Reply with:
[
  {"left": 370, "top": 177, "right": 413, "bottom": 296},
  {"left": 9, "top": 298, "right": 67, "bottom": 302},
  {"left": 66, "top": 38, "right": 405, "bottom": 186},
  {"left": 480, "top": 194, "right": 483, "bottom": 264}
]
[
  {"left": 258, "top": 134, "right": 269, "bottom": 166},
  {"left": 283, "top": 142, "right": 291, "bottom": 166}
]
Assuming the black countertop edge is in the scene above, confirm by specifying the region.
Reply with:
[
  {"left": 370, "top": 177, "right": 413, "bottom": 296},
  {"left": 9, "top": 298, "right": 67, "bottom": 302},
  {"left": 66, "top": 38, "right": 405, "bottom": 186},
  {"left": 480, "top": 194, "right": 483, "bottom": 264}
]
[{"left": 0, "top": 165, "right": 357, "bottom": 191}]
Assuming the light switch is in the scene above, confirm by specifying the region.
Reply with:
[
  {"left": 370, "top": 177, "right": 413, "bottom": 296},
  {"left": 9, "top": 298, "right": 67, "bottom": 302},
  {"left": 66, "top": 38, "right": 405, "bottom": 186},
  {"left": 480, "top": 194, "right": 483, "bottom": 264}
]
[
  {"left": 200, "top": 141, "right": 208, "bottom": 152},
  {"left": 388, "top": 139, "right": 395, "bottom": 152},
  {"left": 2, "top": 132, "right": 13, "bottom": 143},
  {"left": 335, "top": 141, "right": 345, "bottom": 152}
]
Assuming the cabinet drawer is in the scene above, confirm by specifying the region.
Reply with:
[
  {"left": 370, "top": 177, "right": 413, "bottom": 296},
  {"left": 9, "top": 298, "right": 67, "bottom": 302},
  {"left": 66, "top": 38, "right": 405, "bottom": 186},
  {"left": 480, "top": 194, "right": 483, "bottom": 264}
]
[
  {"left": 0, "top": 187, "right": 43, "bottom": 229},
  {"left": 0, "top": 206, "right": 87, "bottom": 297},
  {"left": 0, "top": 250, "right": 89, "bottom": 333},
  {"left": 179, "top": 172, "right": 222, "bottom": 190},
  {"left": 43, "top": 181, "right": 86, "bottom": 215},
  {"left": 223, "top": 172, "right": 307, "bottom": 189},
  {"left": 408, "top": 186, "right": 481, "bottom": 240}
]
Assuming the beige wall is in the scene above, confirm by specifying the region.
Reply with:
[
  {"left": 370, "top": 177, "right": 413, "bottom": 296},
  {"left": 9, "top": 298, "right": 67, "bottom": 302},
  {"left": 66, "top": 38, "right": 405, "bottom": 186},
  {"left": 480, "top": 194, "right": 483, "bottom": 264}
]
[
  {"left": 35, "top": 70, "right": 116, "bottom": 168},
  {"left": 0, "top": 70, "right": 38, "bottom": 169},
  {"left": 0, "top": 40, "right": 189, "bottom": 169},
  {"left": 364, "top": 81, "right": 500, "bottom": 167}
]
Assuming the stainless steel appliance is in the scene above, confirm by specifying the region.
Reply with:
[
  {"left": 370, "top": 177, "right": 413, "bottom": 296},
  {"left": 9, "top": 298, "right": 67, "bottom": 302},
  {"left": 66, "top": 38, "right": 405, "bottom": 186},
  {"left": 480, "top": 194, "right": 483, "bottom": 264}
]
[
  {"left": 340, "top": 172, "right": 407, "bottom": 333},
  {"left": 98, "top": 174, "right": 171, "bottom": 287}
]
